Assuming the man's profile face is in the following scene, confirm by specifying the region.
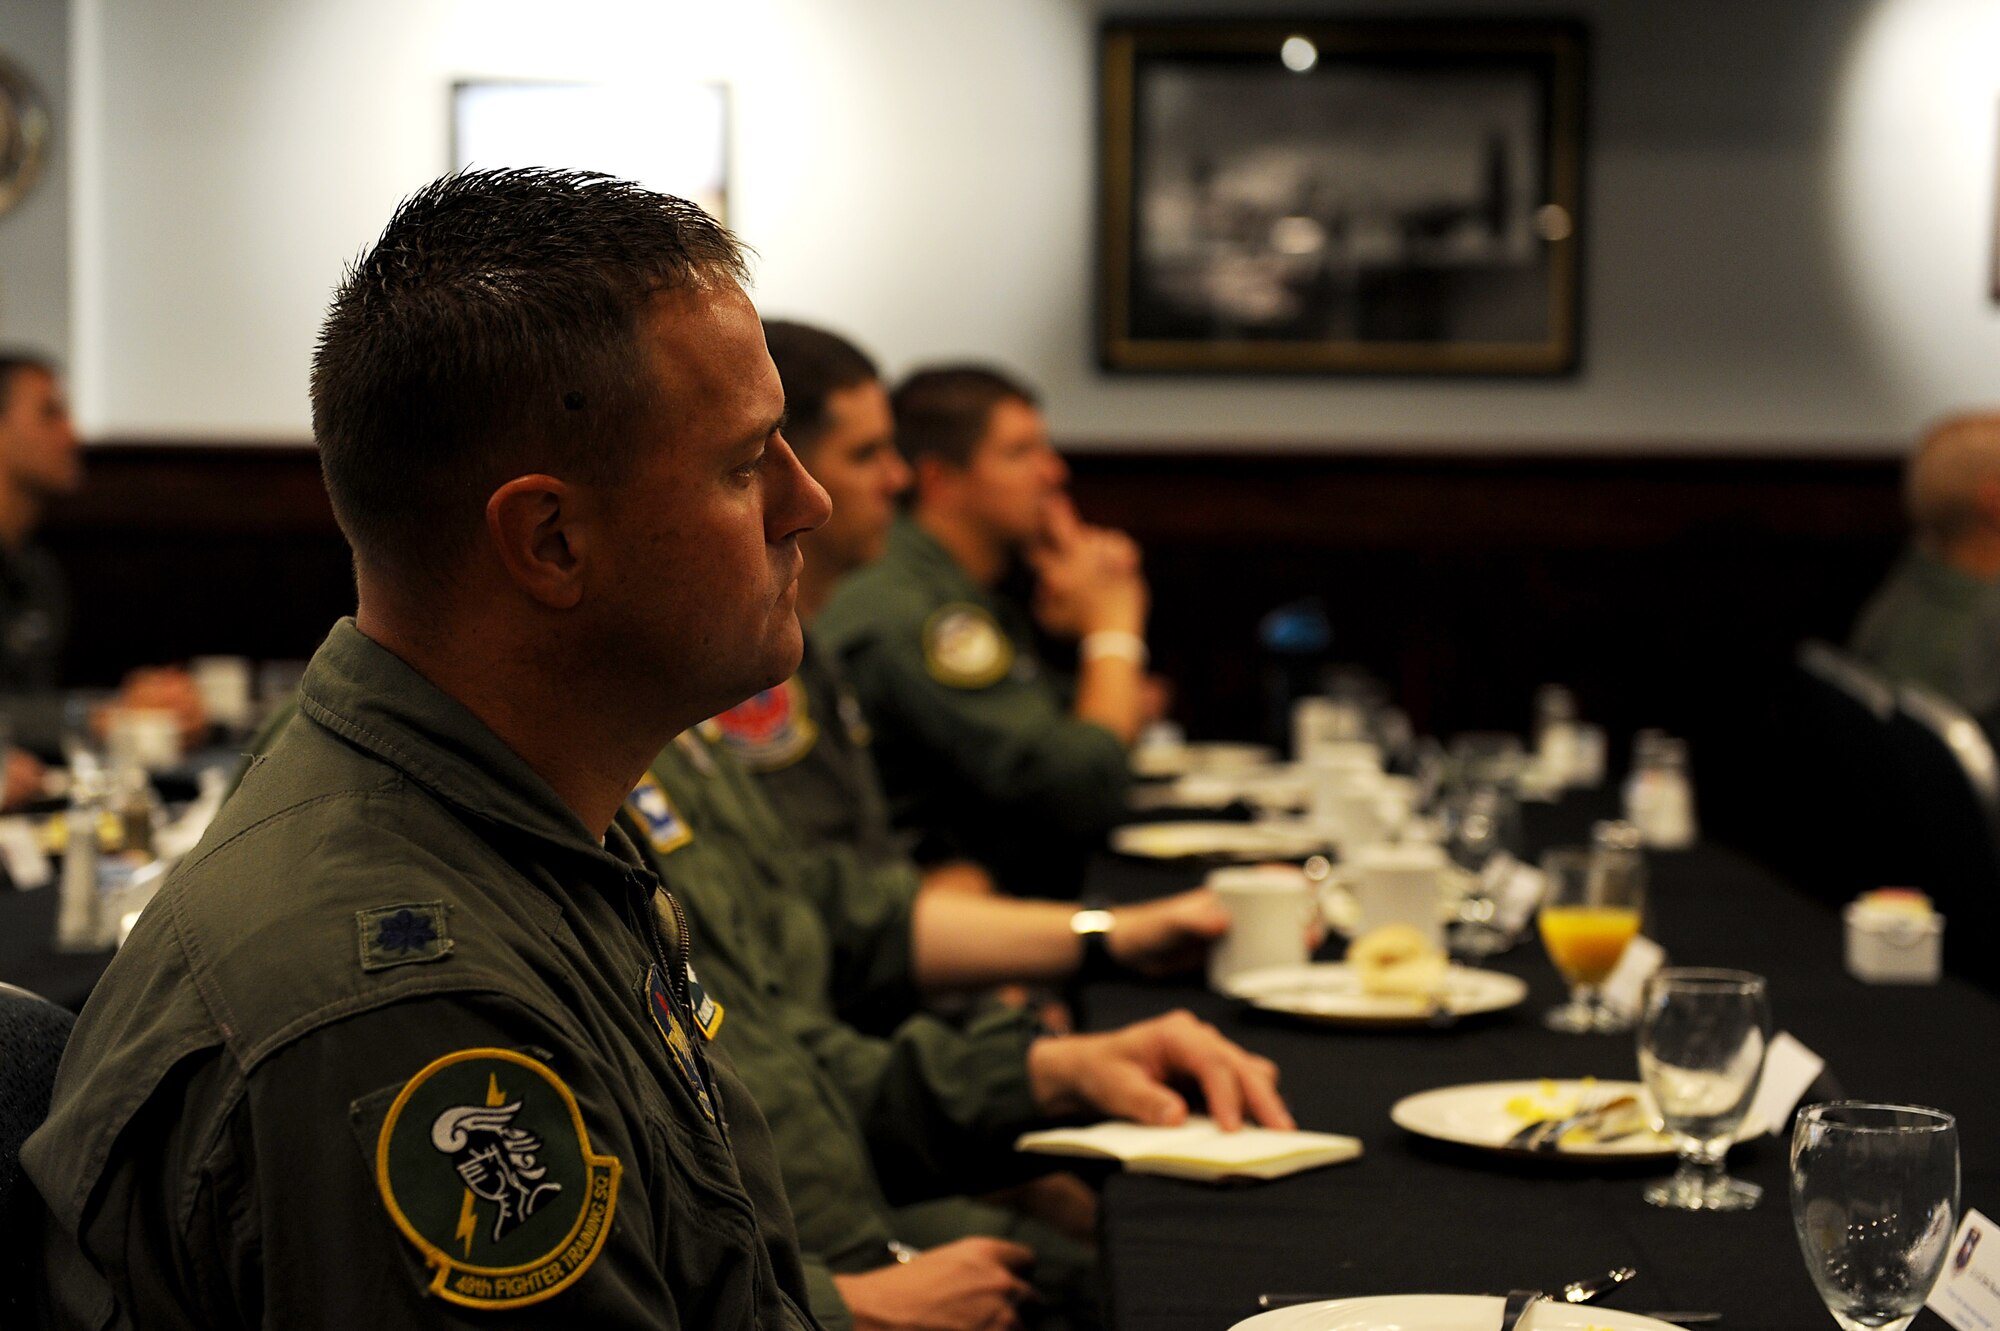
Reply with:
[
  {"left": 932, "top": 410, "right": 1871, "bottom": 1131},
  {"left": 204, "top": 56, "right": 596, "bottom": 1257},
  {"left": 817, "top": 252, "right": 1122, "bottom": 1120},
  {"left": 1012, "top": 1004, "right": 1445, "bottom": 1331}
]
[
  {"left": 962, "top": 396, "right": 1064, "bottom": 549},
  {"left": 798, "top": 379, "right": 907, "bottom": 577},
  {"left": 0, "top": 368, "right": 82, "bottom": 499},
  {"left": 592, "top": 284, "right": 831, "bottom": 720}
]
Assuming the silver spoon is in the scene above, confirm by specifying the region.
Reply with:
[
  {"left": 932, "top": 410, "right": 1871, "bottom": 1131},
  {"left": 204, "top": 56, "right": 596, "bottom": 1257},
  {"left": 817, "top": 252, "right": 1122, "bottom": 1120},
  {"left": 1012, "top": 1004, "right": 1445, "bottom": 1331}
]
[{"left": 1560, "top": 1266, "right": 1637, "bottom": 1303}]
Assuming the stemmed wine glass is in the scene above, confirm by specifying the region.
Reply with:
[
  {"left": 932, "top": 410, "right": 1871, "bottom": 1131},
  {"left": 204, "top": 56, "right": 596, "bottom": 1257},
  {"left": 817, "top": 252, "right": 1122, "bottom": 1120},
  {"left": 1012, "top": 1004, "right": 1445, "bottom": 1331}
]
[
  {"left": 1537, "top": 846, "right": 1645, "bottom": 1032},
  {"left": 1791, "top": 1102, "right": 1959, "bottom": 1331},
  {"left": 1636, "top": 968, "right": 1769, "bottom": 1209}
]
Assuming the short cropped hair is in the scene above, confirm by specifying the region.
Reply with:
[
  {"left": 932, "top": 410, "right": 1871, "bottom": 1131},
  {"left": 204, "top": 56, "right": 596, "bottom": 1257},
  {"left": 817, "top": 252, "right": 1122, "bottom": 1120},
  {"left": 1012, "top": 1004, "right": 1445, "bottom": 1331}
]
[
  {"left": 1907, "top": 412, "right": 2000, "bottom": 545},
  {"left": 762, "top": 321, "right": 879, "bottom": 455},
  {"left": 890, "top": 365, "right": 1038, "bottom": 471},
  {"left": 0, "top": 351, "right": 57, "bottom": 417},
  {"left": 312, "top": 168, "right": 748, "bottom": 580}
]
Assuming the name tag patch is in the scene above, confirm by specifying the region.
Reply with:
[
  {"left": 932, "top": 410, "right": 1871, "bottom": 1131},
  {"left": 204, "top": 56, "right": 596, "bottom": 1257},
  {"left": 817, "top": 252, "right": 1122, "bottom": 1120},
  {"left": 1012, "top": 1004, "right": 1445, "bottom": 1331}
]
[
  {"left": 373, "top": 1047, "right": 620, "bottom": 1311},
  {"left": 626, "top": 775, "right": 693, "bottom": 855},
  {"left": 646, "top": 964, "right": 716, "bottom": 1121}
]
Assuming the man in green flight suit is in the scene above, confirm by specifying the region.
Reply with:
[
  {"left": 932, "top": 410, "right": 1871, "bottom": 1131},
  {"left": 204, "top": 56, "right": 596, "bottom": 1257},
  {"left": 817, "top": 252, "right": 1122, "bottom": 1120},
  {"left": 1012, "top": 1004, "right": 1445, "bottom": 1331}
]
[
  {"left": 1849, "top": 411, "right": 2000, "bottom": 711},
  {"left": 624, "top": 727, "right": 1290, "bottom": 1331},
  {"left": 24, "top": 169, "right": 839, "bottom": 1329},
  {"left": 815, "top": 366, "right": 1153, "bottom": 896},
  {"left": 712, "top": 321, "right": 915, "bottom": 871}
]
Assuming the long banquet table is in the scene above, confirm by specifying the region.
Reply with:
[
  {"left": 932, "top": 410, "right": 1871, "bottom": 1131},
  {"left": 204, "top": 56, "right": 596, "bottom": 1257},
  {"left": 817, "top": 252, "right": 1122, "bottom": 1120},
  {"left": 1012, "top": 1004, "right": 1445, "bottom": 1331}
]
[{"left": 1080, "top": 800, "right": 1995, "bottom": 1331}]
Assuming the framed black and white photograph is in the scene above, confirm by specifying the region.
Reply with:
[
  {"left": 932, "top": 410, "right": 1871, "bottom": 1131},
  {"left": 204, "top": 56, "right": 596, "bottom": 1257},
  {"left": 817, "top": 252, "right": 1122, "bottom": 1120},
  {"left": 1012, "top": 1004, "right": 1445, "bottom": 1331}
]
[
  {"left": 1099, "top": 21, "right": 1585, "bottom": 374},
  {"left": 452, "top": 80, "right": 730, "bottom": 223}
]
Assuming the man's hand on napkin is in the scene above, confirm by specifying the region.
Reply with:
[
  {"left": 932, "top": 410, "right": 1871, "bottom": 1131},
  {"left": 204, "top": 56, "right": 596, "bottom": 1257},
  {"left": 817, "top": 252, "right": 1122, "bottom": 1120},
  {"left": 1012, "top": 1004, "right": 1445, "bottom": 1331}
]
[{"left": 1026, "top": 1009, "right": 1294, "bottom": 1132}]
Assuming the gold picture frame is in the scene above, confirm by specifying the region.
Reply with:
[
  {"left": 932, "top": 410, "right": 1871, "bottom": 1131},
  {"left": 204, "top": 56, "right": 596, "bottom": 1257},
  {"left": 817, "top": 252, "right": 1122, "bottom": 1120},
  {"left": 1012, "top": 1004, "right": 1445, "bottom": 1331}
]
[{"left": 1099, "top": 20, "right": 1586, "bottom": 375}]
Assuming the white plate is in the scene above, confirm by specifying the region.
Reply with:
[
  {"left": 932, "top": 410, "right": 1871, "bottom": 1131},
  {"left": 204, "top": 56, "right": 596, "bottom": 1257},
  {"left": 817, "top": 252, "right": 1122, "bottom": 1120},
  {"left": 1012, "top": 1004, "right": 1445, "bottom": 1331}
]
[
  {"left": 1231, "top": 1293, "right": 1682, "bottom": 1331},
  {"left": 1131, "top": 742, "right": 1277, "bottom": 780},
  {"left": 1389, "top": 1078, "right": 1754, "bottom": 1159},
  {"left": 1224, "top": 963, "right": 1527, "bottom": 1026},
  {"left": 1110, "top": 820, "right": 1328, "bottom": 861}
]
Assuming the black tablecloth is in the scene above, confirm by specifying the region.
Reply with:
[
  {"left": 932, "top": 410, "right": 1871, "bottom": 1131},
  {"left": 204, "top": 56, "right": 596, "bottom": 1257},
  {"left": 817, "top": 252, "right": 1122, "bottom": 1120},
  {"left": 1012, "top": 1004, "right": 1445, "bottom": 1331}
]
[
  {"left": 1081, "top": 805, "right": 1995, "bottom": 1331},
  {"left": 0, "top": 887, "right": 111, "bottom": 1011}
]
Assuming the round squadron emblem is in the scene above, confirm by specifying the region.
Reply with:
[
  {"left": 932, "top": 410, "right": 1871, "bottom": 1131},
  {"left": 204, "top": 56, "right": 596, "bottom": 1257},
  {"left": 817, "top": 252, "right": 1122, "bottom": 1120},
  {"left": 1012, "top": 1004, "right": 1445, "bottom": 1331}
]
[
  {"left": 375, "top": 1048, "right": 620, "bottom": 1310},
  {"left": 713, "top": 676, "right": 818, "bottom": 770},
  {"left": 922, "top": 604, "right": 1013, "bottom": 689}
]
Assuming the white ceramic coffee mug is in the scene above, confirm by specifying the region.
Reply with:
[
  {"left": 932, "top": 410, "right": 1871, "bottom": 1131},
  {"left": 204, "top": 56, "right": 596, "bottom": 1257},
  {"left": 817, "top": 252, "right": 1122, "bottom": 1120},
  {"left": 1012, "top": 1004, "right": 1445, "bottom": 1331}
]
[
  {"left": 1205, "top": 864, "right": 1316, "bottom": 991},
  {"left": 1344, "top": 842, "right": 1448, "bottom": 949}
]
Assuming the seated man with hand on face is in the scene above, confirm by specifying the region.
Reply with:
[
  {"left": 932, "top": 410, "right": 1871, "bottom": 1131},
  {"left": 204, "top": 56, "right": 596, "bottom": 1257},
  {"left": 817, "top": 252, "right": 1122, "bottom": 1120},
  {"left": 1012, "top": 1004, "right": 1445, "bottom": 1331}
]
[
  {"left": 0, "top": 352, "right": 206, "bottom": 807},
  {"left": 815, "top": 365, "right": 1153, "bottom": 896},
  {"left": 626, "top": 722, "right": 1283, "bottom": 1331}
]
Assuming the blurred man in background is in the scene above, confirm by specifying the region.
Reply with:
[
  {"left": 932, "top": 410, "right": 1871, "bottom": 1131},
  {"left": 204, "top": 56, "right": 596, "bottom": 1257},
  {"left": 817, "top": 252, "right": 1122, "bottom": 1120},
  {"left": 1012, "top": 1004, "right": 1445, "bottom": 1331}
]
[
  {"left": 0, "top": 353, "right": 205, "bottom": 803},
  {"left": 816, "top": 366, "right": 1150, "bottom": 895},
  {"left": 1850, "top": 411, "right": 2000, "bottom": 710}
]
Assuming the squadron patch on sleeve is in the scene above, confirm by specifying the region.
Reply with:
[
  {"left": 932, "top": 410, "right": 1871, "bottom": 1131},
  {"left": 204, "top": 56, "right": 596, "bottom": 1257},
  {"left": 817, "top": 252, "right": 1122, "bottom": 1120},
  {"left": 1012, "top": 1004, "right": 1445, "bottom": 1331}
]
[
  {"left": 358, "top": 902, "right": 454, "bottom": 973},
  {"left": 712, "top": 676, "right": 819, "bottom": 771},
  {"left": 922, "top": 604, "right": 1014, "bottom": 690},
  {"left": 625, "top": 774, "right": 693, "bottom": 855},
  {"left": 374, "top": 1047, "right": 620, "bottom": 1311}
]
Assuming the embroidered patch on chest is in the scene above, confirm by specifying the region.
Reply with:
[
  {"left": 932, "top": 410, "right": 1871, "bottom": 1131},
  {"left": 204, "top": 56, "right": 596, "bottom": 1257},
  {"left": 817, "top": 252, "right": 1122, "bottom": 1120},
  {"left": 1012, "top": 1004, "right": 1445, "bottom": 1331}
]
[
  {"left": 358, "top": 902, "right": 454, "bottom": 972},
  {"left": 712, "top": 676, "right": 819, "bottom": 770},
  {"left": 922, "top": 603, "right": 1014, "bottom": 689},
  {"left": 625, "top": 773, "right": 693, "bottom": 854},
  {"left": 646, "top": 964, "right": 717, "bottom": 1121},
  {"left": 373, "top": 1047, "right": 620, "bottom": 1310},
  {"left": 836, "top": 686, "right": 874, "bottom": 747}
]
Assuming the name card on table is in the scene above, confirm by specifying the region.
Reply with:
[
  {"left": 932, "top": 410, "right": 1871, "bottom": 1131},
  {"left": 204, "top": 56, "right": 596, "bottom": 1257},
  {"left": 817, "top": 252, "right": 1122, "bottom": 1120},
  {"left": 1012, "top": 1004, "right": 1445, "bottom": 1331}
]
[
  {"left": 1931, "top": 1209, "right": 2000, "bottom": 1331},
  {"left": 1600, "top": 935, "right": 1666, "bottom": 1020},
  {"left": 1483, "top": 854, "right": 1547, "bottom": 938},
  {"left": 1742, "top": 1031, "right": 1826, "bottom": 1136},
  {"left": 0, "top": 816, "right": 50, "bottom": 890}
]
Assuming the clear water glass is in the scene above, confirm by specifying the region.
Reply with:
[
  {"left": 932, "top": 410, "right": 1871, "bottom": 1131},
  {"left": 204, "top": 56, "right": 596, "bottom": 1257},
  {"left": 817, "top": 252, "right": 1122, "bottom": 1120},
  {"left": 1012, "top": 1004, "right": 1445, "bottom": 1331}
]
[
  {"left": 1637, "top": 968, "right": 1769, "bottom": 1209},
  {"left": 1790, "top": 1102, "right": 1959, "bottom": 1331}
]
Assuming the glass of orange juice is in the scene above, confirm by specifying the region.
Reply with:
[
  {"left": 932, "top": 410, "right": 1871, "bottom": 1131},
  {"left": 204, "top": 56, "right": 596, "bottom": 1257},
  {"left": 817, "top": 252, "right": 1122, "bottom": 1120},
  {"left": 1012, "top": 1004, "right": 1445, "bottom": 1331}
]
[{"left": 1537, "top": 846, "right": 1645, "bottom": 1032}]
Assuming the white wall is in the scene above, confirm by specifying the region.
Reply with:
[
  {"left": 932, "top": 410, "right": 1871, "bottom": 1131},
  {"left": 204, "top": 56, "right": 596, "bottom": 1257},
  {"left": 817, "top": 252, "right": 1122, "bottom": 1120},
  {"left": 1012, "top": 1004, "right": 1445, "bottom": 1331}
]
[
  {"left": 56, "top": 0, "right": 2000, "bottom": 450},
  {"left": 0, "top": 0, "right": 70, "bottom": 357}
]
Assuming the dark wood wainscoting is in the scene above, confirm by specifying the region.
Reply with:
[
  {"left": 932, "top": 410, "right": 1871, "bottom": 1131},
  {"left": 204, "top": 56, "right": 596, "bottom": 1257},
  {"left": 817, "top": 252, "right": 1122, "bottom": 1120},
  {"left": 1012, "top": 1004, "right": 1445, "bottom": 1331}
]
[
  {"left": 1063, "top": 448, "right": 1905, "bottom": 848},
  {"left": 45, "top": 442, "right": 1905, "bottom": 842}
]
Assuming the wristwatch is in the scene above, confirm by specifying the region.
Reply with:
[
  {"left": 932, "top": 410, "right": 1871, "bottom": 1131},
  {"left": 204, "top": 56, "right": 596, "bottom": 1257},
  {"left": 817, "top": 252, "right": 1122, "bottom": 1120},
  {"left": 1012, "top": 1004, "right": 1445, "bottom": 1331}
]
[{"left": 1069, "top": 908, "right": 1118, "bottom": 981}]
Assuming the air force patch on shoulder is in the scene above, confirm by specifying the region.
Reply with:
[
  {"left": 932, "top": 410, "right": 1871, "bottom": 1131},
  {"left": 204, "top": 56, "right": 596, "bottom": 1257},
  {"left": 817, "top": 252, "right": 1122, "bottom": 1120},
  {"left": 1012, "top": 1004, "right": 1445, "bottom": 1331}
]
[
  {"left": 626, "top": 774, "right": 692, "bottom": 855},
  {"left": 713, "top": 676, "right": 819, "bottom": 770},
  {"left": 374, "top": 1047, "right": 620, "bottom": 1310},
  {"left": 922, "top": 604, "right": 1013, "bottom": 689}
]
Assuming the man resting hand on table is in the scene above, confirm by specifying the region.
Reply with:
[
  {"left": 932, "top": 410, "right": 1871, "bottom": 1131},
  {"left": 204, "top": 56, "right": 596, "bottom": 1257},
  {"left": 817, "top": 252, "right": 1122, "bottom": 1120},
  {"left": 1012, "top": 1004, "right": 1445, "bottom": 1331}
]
[{"left": 628, "top": 726, "right": 1276, "bottom": 1331}]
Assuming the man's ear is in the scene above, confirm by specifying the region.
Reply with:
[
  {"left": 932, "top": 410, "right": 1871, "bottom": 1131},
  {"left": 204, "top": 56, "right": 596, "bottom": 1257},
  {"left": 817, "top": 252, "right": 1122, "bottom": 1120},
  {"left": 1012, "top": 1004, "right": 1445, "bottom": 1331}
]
[
  {"left": 915, "top": 455, "right": 964, "bottom": 507},
  {"left": 1974, "top": 476, "right": 2000, "bottom": 530},
  {"left": 486, "top": 474, "right": 587, "bottom": 610}
]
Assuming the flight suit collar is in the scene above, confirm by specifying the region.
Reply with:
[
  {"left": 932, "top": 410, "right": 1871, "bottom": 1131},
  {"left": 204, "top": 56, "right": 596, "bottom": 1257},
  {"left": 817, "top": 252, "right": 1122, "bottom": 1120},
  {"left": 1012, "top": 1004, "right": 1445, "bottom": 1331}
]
[
  {"left": 298, "top": 618, "right": 636, "bottom": 873},
  {"left": 1901, "top": 545, "right": 1994, "bottom": 611},
  {"left": 887, "top": 515, "right": 988, "bottom": 603}
]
